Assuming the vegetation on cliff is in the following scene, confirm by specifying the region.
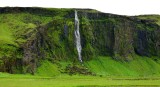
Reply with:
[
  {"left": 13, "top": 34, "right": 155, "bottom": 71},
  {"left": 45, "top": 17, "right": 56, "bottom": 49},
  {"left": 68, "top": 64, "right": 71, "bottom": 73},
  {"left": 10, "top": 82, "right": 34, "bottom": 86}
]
[{"left": 0, "top": 7, "right": 160, "bottom": 77}]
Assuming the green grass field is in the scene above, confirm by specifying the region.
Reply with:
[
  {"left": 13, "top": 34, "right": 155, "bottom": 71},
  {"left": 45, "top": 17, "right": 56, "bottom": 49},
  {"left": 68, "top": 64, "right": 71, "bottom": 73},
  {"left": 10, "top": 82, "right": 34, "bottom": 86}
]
[
  {"left": 1, "top": 56, "right": 160, "bottom": 87},
  {"left": 1, "top": 73, "right": 160, "bottom": 87}
]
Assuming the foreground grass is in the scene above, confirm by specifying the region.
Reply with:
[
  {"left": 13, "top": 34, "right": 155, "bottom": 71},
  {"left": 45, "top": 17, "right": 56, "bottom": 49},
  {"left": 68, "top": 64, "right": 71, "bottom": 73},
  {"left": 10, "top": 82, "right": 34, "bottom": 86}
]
[
  {"left": 1, "top": 56, "right": 160, "bottom": 87},
  {"left": 1, "top": 73, "right": 160, "bottom": 87}
]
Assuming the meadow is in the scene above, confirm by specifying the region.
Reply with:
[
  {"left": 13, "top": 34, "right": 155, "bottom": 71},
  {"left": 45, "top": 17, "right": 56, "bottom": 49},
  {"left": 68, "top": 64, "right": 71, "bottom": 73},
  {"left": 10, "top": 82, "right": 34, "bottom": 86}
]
[
  {"left": 1, "top": 73, "right": 160, "bottom": 87},
  {"left": 1, "top": 56, "right": 160, "bottom": 87}
]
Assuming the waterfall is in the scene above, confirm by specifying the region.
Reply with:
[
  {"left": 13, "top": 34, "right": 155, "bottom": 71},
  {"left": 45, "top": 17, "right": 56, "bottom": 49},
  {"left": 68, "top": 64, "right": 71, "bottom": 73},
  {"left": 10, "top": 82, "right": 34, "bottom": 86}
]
[{"left": 75, "top": 10, "right": 82, "bottom": 63}]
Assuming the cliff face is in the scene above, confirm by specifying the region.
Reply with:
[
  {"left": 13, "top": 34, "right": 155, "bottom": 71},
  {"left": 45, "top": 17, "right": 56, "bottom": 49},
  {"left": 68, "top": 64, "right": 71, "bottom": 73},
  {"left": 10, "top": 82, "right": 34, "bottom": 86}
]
[
  {"left": 0, "top": 7, "right": 160, "bottom": 74},
  {"left": 78, "top": 11, "right": 160, "bottom": 61}
]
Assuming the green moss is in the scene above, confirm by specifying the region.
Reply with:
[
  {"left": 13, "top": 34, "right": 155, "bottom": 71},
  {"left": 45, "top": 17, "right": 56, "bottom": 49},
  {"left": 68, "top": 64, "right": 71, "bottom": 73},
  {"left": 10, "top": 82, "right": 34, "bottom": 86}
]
[
  {"left": 0, "top": 23, "right": 16, "bottom": 46},
  {"left": 36, "top": 60, "right": 60, "bottom": 77}
]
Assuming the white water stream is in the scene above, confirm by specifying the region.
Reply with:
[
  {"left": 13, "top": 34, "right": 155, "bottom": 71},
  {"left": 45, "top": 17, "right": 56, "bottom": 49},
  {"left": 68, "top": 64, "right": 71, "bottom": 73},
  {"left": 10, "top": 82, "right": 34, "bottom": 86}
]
[{"left": 75, "top": 10, "right": 82, "bottom": 62}]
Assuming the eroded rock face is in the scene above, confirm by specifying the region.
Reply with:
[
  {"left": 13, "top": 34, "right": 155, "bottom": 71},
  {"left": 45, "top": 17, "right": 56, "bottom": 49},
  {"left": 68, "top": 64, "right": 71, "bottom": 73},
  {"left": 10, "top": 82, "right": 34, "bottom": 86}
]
[{"left": 0, "top": 8, "right": 160, "bottom": 74}]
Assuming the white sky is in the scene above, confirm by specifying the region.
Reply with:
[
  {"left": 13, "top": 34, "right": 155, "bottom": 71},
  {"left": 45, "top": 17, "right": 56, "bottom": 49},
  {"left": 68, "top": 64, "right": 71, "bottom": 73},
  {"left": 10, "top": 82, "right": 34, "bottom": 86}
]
[{"left": 0, "top": 0, "right": 160, "bottom": 16}]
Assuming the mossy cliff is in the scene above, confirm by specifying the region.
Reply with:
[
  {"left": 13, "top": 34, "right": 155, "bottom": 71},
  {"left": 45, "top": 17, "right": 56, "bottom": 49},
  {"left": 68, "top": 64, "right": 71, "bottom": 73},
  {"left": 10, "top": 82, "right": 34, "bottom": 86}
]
[{"left": 0, "top": 7, "right": 160, "bottom": 75}]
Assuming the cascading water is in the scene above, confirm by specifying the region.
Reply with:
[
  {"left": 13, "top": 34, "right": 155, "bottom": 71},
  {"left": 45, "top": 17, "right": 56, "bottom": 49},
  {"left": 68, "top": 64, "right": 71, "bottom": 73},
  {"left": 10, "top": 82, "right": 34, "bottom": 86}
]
[{"left": 75, "top": 10, "right": 82, "bottom": 63}]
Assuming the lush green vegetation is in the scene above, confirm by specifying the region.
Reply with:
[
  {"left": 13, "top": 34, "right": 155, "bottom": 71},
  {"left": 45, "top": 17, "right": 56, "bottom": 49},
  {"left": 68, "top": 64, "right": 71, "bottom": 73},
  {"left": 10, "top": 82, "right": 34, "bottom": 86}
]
[
  {"left": 0, "top": 8, "right": 160, "bottom": 87},
  {"left": 0, "top": 12, "right": 53, "bottom": 57},
  {"left": 85, "top": 56, "right": 160, "bottom": 76},
  {"left": 1, "top": 57, "right": 160, "bottom": 87},
  {"left": 1, "top": 72, "right": 160, "bottom": 87},
  {"left": 32, "top": 56, "right": 160, "bottom": 77},
  {"left": 36, "top": 60, "right": 60, "bottom": 76},
  {"left": 137, "top": 15, "right": 160, "bottom": 25},
  {"left": 0, "top": 8, "right": 74, "bottom": 73},
  {"left": 0, "top": 11, "right": 54, "bottom": 73}
]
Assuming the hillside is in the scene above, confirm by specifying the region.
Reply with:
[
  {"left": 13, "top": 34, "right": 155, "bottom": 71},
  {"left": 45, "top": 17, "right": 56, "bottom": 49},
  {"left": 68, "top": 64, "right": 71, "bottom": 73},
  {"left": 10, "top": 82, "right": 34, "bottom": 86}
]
[{"left": 0, "top": 7, "right": 160, "bottom": 76}]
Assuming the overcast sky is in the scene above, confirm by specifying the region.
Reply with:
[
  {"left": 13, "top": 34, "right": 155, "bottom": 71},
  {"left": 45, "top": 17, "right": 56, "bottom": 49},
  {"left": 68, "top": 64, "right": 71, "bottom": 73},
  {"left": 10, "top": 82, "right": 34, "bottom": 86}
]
[{"left": 1, "top": 0, "right": 160, "bottom": 16}]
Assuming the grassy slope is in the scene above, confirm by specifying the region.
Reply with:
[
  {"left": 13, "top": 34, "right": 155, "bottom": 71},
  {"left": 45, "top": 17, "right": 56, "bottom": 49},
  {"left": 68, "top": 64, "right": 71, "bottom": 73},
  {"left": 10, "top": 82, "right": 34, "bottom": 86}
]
[
  {"left": 36, "top": 60, "right": 60, "bottom": 76},
  {"left": 0, "top": 23, "right": 15, "bottom": 45},
  {"left": 35, "top": 56, "right": 160, "bottom": 77},
  {"left": 0, "top": 12, "right": 53, "bottom": 59},
  {"left": 85, "top": 56, "right": 160, "bottom": 76},
  {"left": 137, "top": 15, "right": 160, "bottom": 25},
  {"left": 0, "top": 12, "right": 53, "bottom": 43}
]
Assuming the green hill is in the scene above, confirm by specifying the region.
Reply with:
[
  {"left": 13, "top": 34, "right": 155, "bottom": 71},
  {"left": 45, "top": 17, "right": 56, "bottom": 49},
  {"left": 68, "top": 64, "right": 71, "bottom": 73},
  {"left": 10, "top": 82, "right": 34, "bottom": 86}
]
[{"left": 0, "top": 7, "right": 160, "bottom": 77}]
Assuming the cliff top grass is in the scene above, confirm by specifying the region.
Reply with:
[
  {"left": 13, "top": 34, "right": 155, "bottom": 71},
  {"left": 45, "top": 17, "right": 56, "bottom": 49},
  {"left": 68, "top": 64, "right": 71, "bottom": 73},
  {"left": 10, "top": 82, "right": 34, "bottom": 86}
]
[{"left": 137, "top": 15, "right": 160, "bottom": 26}]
